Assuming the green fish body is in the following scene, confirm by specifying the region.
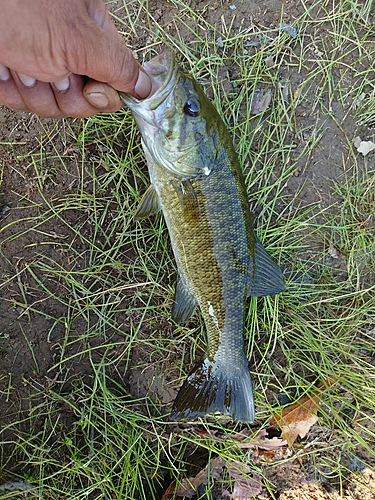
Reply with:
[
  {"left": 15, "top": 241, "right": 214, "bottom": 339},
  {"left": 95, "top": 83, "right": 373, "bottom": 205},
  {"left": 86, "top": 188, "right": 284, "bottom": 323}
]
[{"left": 121, "top": 52, "right": 284, "bottom": 423}]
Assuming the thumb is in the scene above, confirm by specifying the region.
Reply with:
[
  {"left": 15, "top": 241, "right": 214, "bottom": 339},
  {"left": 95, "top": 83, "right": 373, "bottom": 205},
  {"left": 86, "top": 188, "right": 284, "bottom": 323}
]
[{"left": 66, "top": 18, "right": 151, "bottom": 99}]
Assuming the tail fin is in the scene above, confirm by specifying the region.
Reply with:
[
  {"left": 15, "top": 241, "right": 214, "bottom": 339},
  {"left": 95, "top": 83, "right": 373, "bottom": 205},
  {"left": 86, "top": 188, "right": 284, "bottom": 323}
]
[{"left": 171, "top": 356, "right": 254, "bottom": 423}]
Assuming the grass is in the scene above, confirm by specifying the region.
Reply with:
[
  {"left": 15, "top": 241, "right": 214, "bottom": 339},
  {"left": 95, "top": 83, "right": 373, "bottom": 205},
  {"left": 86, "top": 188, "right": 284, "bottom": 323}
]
[{"left": 1, "top": 0, "right": 375, "bottom": 498}]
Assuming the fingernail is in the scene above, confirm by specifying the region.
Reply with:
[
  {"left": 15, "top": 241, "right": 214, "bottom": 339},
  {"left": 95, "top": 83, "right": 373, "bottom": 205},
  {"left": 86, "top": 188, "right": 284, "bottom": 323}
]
[
  {"left": 17, "top": 72, "right": 36, "bottom": 87},
  {"left": 85, "top": 92, "right": 109, "bottom": 108},
  {"left": 0, "top": 63, "right": 10, "bottom": 82},
  {"left": 134, "top": 69, "right": 152, "bottom": 99},
  {"left": 53, "top": 77, "right": 70, "bottom": 92}
]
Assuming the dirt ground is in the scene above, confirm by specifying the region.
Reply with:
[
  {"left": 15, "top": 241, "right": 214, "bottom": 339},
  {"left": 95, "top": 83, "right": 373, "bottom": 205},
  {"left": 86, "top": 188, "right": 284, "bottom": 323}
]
[{"left": 1, "top": 1, "right": 375, "bottom": 499}]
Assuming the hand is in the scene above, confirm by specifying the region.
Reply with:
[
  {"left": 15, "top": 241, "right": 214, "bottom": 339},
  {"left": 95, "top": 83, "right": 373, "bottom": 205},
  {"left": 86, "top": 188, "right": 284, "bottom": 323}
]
[{"left": 0, "top": 0, "right": 151, "bottom": 118}]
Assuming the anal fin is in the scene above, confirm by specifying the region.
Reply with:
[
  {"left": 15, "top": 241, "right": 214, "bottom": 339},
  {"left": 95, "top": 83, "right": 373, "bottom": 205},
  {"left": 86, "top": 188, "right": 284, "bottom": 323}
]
[{"left": 172, "top": 277, "right": 197, "bottom": 323}]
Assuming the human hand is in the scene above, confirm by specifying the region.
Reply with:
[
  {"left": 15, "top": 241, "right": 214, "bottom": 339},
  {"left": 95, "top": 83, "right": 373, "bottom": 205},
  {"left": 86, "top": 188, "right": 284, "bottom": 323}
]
[{"left": 0, "top": 0, "right": 151, "bottom": 118}]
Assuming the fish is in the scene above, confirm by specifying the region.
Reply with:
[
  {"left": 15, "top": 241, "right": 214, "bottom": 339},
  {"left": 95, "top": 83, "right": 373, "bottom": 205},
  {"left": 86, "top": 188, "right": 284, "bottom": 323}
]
[{"left": 120, "top": 51, "right": 284, "bottom": 423}]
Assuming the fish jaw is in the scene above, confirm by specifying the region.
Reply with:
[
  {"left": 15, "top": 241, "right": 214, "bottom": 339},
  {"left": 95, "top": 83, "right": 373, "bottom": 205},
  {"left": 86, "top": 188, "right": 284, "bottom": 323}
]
[
  {"left": 120, "top": 51, "right": 177, "bottom": 113},
  {"left": 121, "top": 52, "right": 224, "bottom": 180},
  {"left": 120, "top": 52, "right": 178, "bottom": 158}
]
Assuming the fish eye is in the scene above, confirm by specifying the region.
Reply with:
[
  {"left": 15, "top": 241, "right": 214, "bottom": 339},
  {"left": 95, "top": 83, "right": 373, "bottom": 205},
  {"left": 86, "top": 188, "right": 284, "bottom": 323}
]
[{"left": 183, "top": 99, "right": 200, "bottom": 117}]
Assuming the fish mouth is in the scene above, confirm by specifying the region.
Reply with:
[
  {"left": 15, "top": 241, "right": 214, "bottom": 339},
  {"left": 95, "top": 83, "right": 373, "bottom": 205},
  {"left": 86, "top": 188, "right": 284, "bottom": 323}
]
[{"left": 120, "top": 51, "right": 177, "bottom": 111}]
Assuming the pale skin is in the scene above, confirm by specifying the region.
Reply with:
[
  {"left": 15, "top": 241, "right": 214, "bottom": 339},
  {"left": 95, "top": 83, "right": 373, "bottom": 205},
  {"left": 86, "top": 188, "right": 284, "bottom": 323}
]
[{"left": 0, "top": 0, "right": 152, "bottom": 118}]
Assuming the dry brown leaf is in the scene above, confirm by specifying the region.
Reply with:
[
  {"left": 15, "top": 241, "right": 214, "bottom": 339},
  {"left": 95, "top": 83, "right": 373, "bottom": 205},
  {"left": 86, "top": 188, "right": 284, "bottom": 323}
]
[
  {"left": 173, "top": 455, "right": 264, "bottom": 499},
  {"left": 250, "top": 89, "right": 272, "bottom": 114},
  {"left": 224, "top": 461, "right": 263, "bottom": 499},
  {"left": 271, "top": 393, "right": 320, "bottom": 445},
  {"left": 254, "top": 446, "right": 293, "bottom": 463},
  {"left": 161, "top": 480, "right": 183, "bottom": 500},
  {"left": 175, "top": 457, "right": 225, "bottom": 498},
  {"left": 231, "top": 428, "right": 287, "bottom": 450},
  {"left": 174, "top": 478, "right": 196, "bottom": 499},
  {"left": 196, "top": 427, "right": 286, "bottom": 451},
  {"left": 270, "top": 379, "right": 337, "bottom": 446}
]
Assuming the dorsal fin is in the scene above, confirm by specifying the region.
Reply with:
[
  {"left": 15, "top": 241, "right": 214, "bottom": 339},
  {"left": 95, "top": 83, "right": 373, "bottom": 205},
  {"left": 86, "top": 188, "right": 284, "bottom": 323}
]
[{"left": 248, "top": 238, "right": 285, "bottom": 297}]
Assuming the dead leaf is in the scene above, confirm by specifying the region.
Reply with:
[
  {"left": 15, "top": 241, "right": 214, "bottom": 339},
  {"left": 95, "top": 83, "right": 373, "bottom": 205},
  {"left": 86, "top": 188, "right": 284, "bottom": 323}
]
[
  {"left": 188, "top": 426, "right": 288, "bottom": 465},
  {"left": 253, "top": 446, "right": 293, "bottom": 463},
  {"left": 250, "top": 89, "right": 272, "bottom": 114},
  {"left": 175, "top": 457, "right": 225, "bottom": 497},
  {"left": 173, "top": 456, "right": 264, "bottom": 499},
  {"left": 161, "top": 480, "right": 183, "bottom": 500},
  {"left": 270, "top": 379, "right": 337, "bottom": 446},
  {"left": 328, "top": 242, "right": 344, "bottom": 259},
  {"left": 231, "top": 428, "right": 287, "bottom": 450},
  {"left": 224, "top": 461, "right": 263, "bottom": 499},
  {"left": 271, "top": 393, "right": 319, "bottom": 445},
  {"left": 174, "top": 478, "right": 196, "bottom": 499},
  {"left": 196, "top": 427, "right": 287, "bottom": 451},
  {"left": 230, "top": 476, "right": 263, "bottom": 500}
]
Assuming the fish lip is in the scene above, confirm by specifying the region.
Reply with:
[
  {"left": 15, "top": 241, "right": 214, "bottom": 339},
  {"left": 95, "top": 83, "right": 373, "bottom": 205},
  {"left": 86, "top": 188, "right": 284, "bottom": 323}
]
[{"left": 120, "top": 51, "right": 177, "bottom": 112}]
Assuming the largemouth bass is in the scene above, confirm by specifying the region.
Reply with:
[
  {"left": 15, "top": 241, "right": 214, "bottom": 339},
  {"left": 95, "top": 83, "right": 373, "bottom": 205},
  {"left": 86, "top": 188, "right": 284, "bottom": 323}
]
[{"left": 121, "top": 52, "right": 284, "bottom": 423}]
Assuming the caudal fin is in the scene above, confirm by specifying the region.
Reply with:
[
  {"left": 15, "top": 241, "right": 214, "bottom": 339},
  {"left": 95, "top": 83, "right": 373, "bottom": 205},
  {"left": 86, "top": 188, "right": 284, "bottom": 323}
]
[{"left": 171, "top": 357, "right": 254, "bottom": 423}]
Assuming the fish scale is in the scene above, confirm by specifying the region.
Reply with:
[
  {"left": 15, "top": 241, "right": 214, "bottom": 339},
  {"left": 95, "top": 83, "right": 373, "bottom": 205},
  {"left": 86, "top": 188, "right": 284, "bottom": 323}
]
[{"left": 121, "top": 51, "right": 284, "bottom": 423}]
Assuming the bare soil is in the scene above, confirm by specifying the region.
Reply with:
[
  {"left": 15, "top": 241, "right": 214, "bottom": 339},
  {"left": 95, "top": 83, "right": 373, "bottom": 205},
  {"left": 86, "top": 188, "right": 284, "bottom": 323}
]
[{"left": 1, "top": 1, "right": 375, "bottom": 499}]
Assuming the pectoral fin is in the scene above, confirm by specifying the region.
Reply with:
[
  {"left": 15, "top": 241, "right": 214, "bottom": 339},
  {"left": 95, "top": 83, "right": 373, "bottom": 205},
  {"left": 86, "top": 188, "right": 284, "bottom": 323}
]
[
  {"left": 172, "top": 277, "right": 197, "bottom": 323},
  {"left": 171, "top": 180, "right": 200, "bottom": 215},
  {"left": 134, "top": 184, "right": 160, "bottom": 220},
  {"left": 248, "top": 238, "right": 285, "bottom": 297}
]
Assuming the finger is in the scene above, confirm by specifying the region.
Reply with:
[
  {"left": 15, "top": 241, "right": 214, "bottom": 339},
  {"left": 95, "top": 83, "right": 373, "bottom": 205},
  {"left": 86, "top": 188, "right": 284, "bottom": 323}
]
[
  {"left": 83, "top": 80, "right": 123, "bottom": 112},
  {"left": 0, "top": 68, "right": 30, "bottom": 112},
  {"left": 94, "top": 9, "right": 153, "bottom": 100},
  {"left": 66, "top": 19, "right": 151, "bottom": 99},
  {"left": 12, "top": 71, "right": 64, "bottom": 118},
  {"left": 52, "top": 74, "right": 123, "bottom": 118},
  {"left": 1, "top": 69, "right": 123, "bottom": 118},
  {"left": 86, "top": 0, "right": 120, "bottom": 38},
  {"left": 0, "top": 63, "right": 11, "bottom": 82}
]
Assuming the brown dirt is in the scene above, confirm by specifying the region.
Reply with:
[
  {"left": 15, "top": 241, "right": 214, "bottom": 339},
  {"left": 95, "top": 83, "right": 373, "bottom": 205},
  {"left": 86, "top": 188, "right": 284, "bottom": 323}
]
[{"left": 1, "top": 1, "right": 375, "bottom": 499}]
